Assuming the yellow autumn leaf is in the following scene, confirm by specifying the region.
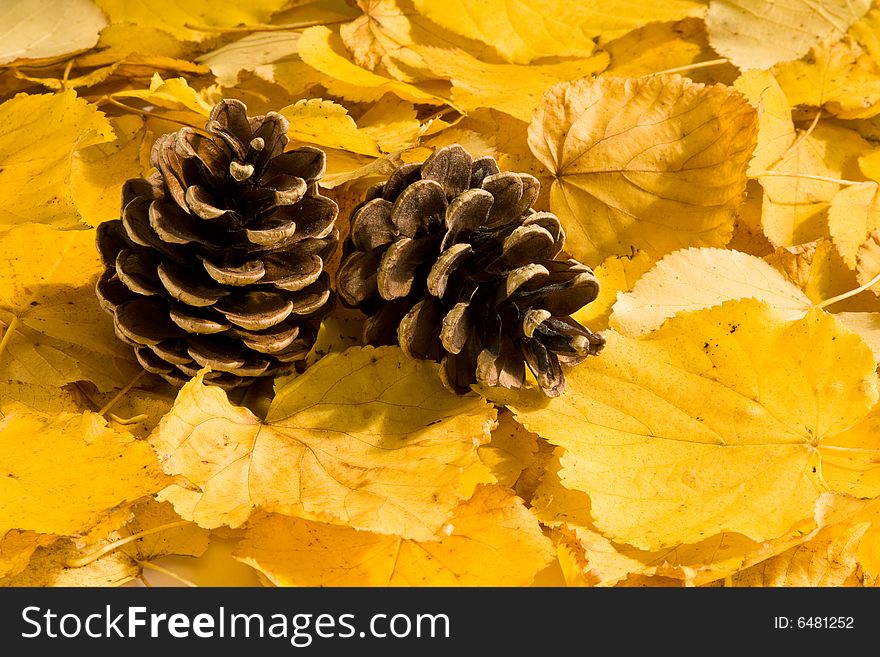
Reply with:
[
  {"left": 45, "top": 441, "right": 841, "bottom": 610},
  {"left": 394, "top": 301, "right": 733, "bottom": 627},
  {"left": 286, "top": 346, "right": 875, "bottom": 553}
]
[
  {"left": 528, "top": 74, "right": 757, "bottom": 265},
  {"left": 0, "top": 382, "right": 81, "bottom": 416},
  {"left": 706, "top": 0, "right": 871, "bottom": 70},
  {"left": 71, "top": 115, "right": 145, "bottom": 227},
  {"left": 114, "top": 499, "right": 211, "bottom": 563},
  {"left": 234, "top": 485, "right": 553, "bottom": 586},
  {"left": 416, "top": 0, "right": 703, "bottom": 64},
  {"left": 772, "top": 38, "right": 880, "bottom": 120},
  {"left": 0, "top": 224, "right": 141, "bottom": 391},
  {"left": 0, "top": 530, "right": 56, "bottom": 579},
  {"left": 415, "top": 45, "right": 609, "bottom": 122},
  {"left": 603, "top": 18, "right": 739, "bottom": 84},
  {"left": 0, "top": 0, "right": 107, "bottom": 65},
  {"left": 0, "top": 538, "right": 138, "bottom": 587},
  {"left": 827, "top": 181, "right": 880, "bottom": 281},
  {"left": 197, "top": 31, "right": 302, "bottom": 87},
  {"left": 150, "top": 347, "right": 496, "bottom": 539},
  {"left": 534, "top": 453, "right": 769, "bottom": 585},
  {"left": 0, "top": 91, "right": 114, "bottom": 229},
  {"left": 92, "top": 0, "right": 290, "bottom": 43},
  {"left": 411, "top": 0, "right": 597, "bottom": 64},
  {"left": 298, "top": 26, "right": 447, "bottom": 105},
  {"left": 731, "top": 520, "right": 869, "bottom": 586},
  {"left": 764, "top": 239, "right": 873, "bottom": 310},
  {"left": 113, "top": 74, "right": 220, "bottom": 126},
  {"left": 478, "top": 410, "right": 538, "bottom": 489},
  {"left": 835, "top": 312, "right": 880, "bottom": 362},
  {"left": 280, "top": 98, "right": 382, "bottom": 157},
  {"left": 570, "top": 250, "right": 655, "bottom": 333},
  {"left": 732, "top": 70, "right": 796, "bottom": 175},
  {"left": 357, "top": 95, "right": 422, "bottom": 153},
  {"left": 821, "top": 401, "right": 880, "bottom": 499},
  {"left": 757, "top": 122, "right": 871, "bottom": 247},
  {"left": 495, "top": 299, "right": 878, "bottom": 551},
  {"left": 610, "top": 247, "right": 812, "bottom": 336},
  {"left": 0, "top": 408, "right": 167, "bottom": 535}
]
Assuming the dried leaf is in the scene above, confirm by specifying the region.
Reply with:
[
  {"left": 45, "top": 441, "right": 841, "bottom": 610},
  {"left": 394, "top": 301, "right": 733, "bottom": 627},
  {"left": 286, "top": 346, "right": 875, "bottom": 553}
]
[
  {"left": 528, "top": 74, "right": 757, "bottom": 264},
  {"left": 610, "top": 247, "right": 812, "bottom": 336},
  {"left": 0, "top": 408, "right": 167, "bottom": 535},
  {"left": 0, "top": 224, "right": 142, "bottom": 391},
  {"left": 0, "top": 0, "right": 107, "bottom": 65},
  {"left": 234, "top": 485, "right": 553, "bottom": 586},
  {"left": 493, "top": 300, "right": 878, "bottom": 551},
  {"left": 150, "top": 347, "right": 496, "bottom": 540},
  {"left": 706, "top": 0, "right": 871, "bottom": 70},
  {"left": 0, "top": 91, "right": 114, "bottom": 229}
]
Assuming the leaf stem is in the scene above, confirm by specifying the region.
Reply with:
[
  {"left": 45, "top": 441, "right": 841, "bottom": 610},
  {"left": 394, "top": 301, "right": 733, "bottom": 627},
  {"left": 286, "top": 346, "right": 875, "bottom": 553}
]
[
  {"left": 98, "top": 370, "right": 146, "bottom": 417},
  {"left": 646, "top": 58, "right": 731, "bottom": 77},
  {"left": 108, "top": 413, "right": 150, "bottom": 425},
  {"left": 0, "top": 315, "right": 19, "bottom": 365},
  {"left": 753, "top": 171, "right": 868, "bottom": 186},
  {"left": 816, "top": 269, "right": 880, "bottom": 309},
  {"left": 137, "top": 560, "right": 199, "bottom": 587},
  {"left": 100, "top": 97, "right": 211, "bottom": 134},
  {"left": 66, "top": 519, "right": 191, "bottom": 568}
]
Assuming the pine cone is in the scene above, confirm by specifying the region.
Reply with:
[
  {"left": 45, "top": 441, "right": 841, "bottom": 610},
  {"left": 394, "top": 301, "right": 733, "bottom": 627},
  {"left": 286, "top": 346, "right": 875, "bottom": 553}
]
[
  {"left": 335, "top": 144, "right": 604, "bottom": 397},
  {"left": 95, "top": 99, "right": 338, "bottom": 389}
]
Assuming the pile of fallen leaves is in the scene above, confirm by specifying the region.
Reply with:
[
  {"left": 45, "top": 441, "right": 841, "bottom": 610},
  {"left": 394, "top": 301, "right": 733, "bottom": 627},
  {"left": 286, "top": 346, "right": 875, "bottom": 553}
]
[{"left": 2, "top": 0, "right": 880, "bottom": 588}]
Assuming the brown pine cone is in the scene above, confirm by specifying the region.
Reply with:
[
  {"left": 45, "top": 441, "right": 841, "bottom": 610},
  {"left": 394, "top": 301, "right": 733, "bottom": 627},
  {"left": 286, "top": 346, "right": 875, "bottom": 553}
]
[
  {"left": 95, "top": 99, "right": 338, "bottom": 389},
  {"left": 336, "top": 144, "right": 604, "bottom": 397}
]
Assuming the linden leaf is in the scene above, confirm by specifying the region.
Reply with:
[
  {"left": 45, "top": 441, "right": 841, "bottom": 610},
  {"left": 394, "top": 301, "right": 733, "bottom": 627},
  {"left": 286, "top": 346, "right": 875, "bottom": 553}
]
[
  {"left": 197, "top": 31, "right": 302, "bottom": 87},
  {"left": 71, "top": 115, "right": 146, "bottom": 227},
  {"left": 415, "top": 0, "right": 704, "bottom": 64},
  {"left": 757, "top": 122, "right": 871, "bottom": 247},
  {"left": 0, "top": 91, "right": 114, "bottom": 229},
  {"left": 0, "top": 382, "right": 81, "bottom": 416},
  {"left": 827, "top": 181, "right": 880, "bottom": 284},
  {"left": 411, "top": 0, "right": 597, "bottom": 64},
  {"left": 112, "top": 74, "right": 220, "bottom": 126},
  {"left": 298, "top": 26, "right": 447, "bottom": 105},
  {"left": 92, "top": 0, "right": 291, "bottom": 43},
  {"left": 495, "top": 300, "right": 878, "bottom": 551},
  {"left": 415, "top": 45, "right": 609, "bottom": 121},
  {"left": 706, "top": 0, "right": 871, "bottom": 70},
  {"left": 732, "top": 70, "right": 796, "bottom": 175},
  {"left": 528, "top": 74, "right": 757, "bottom": 265},
  {"left": 0, "top": 408, "right": 167, "bottom": 535},
  {"left": 280, "top": 98, "right": 382, "bottom": 157},
  {"left": 570, "top": 249, "right": 655, "bottom": 333},
  {"left": 118, "top": 499, "right": 210, "bottom": 562},
  {"left": 0, "top": 538, "right": 138, "bottom": 587},
  {"left": 0, "top": 0, "right": 108, "bottom": 65},
  {"left": 603, "top": 18, "right": 739, "bottom": 84},
  {"left": 610, "top": 247, "right": 811, "bottom": 336},
  {"left": 835, "top": 312, "right": 880, "bottom": 362},
  {"left": 764, "top": 239, "right": 873, "bottom": 310},
  {"left": 478, "top": 410, "right": 539, "bottom": 489},
  {"left": 357, "top": 96, "right": 421, "bottom": 153},
  {"left": 772, "top": 38, "right": 880, "bottom": 120},
  {"left": 234, "top": 485, "right": 553, "bottom": 586},
  {"left": 0, "top": 224, "right": 141, "bottom": 391},
  {"left": 821, "top": 401, "right": 880, "bottom": 499},
  {"left": 731, "top": 520, "right": 869, "bottom": 586},
  {"left": 0, "top": 530, "right": 56, "bottom": 579},
  {"left": 150, "top": 347, "right": 496, "bottom": 540}
]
